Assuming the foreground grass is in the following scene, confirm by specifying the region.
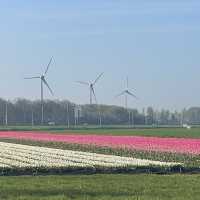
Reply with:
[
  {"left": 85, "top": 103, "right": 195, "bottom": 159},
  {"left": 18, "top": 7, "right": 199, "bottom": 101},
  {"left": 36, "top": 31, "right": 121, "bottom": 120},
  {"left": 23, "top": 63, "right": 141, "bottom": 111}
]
[{"left": 0, "top": 174, "right": 200, "bottom": 200}]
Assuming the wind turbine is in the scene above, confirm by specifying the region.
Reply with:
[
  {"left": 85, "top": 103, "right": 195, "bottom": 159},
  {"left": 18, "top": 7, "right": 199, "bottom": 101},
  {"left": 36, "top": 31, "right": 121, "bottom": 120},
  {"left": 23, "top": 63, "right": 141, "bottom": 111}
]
[
  {"left": 116, "top": 77, "right": 138, "bottom": 109},
  {"left": 76, "top": 72, "right": 104, "bottom": 105},
  {"left": 116, "top": 77, "right": 138, "bottom": 126},
  {"left": 76, "top": 72, "right": 104, "bottom": 127},
  {"left": 25, "top": 57, "right": 54, "bottom": 125}
]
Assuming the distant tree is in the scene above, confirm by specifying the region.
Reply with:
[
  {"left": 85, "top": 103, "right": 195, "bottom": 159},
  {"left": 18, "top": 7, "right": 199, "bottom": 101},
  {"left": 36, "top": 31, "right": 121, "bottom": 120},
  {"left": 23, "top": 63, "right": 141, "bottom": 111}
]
[{"left": 146, "top": 107, "right": 154, "bottom": 125}]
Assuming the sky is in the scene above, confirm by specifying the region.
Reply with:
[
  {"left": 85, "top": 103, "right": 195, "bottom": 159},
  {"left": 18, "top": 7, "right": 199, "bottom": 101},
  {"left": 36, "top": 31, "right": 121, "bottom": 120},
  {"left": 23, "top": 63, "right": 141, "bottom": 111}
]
[{"left": 0, "top": 0, "right": 199, "bottom": 111}]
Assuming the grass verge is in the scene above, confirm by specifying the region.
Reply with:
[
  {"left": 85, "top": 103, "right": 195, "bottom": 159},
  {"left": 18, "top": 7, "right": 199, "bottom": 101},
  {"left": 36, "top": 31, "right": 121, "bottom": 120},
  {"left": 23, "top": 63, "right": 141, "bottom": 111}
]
[{"left": 0, "top": 174, "right": 200, "bottom": 200}]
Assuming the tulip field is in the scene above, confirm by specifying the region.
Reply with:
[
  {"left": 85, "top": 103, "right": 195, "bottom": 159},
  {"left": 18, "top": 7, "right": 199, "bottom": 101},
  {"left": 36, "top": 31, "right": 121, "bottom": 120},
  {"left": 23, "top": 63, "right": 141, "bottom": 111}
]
[
  {"left": 0, "top": 142, "right": 178, "bottom": 170},
  {"left": 0, "top": 128, "right": 199, "bottom": 199},
  {"left": 0, "top": 131, "right": 200, "bottom": 155},
  {"left": 0, "top": 128, "right": 199, "bottom": 174}
]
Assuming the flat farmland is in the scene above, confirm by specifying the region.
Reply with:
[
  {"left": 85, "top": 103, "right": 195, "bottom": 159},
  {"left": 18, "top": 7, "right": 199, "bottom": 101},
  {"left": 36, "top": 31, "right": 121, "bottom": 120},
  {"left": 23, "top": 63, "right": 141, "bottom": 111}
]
[
  {"left": 0, "top": 128, "right": 199, "bottom": 199},
  {"left": 0, "top": 129, "right": 199, "bottom": 172}
]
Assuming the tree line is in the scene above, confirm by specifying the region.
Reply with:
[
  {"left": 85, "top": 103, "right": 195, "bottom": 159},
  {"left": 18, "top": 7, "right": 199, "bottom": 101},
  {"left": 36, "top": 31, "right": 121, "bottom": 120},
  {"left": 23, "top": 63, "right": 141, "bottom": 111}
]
[{"left": 0, "top": 98, "right": 199, "bottom": 126}]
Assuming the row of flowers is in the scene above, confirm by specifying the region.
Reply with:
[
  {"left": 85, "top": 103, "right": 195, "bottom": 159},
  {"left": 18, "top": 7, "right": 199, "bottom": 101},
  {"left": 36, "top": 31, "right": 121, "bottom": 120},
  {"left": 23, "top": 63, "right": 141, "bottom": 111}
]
[
  {"left": 0, "top": 142, "right": 180, "bottom": 169},
  {"left": 0, "top": 131, "right": 199, "bottom": 155}
]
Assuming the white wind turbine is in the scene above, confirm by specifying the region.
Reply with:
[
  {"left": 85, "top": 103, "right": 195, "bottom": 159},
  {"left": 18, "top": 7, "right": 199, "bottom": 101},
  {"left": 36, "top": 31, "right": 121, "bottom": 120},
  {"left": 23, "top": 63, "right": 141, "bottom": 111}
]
[
  {"left": 76, "top": 72, "right": 104, "bottom": 105},
  {"left": 116, "top": 77, "right": 138, "bottom": 109},
  {"left": 76, "top": 72, "right": 104, "bottom": 126},
  {"left": 116, "top": 77, "right": 138, "bottom": 126},
  {"left": 25, "top": 57, "right": 54, "bottom": 125}
]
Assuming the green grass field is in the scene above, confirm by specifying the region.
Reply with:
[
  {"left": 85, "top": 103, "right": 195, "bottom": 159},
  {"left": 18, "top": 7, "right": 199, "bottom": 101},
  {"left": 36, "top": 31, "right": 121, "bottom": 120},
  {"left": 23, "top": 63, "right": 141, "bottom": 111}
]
[
  {"left": 49, "top": 128, "right": 200, "bottom": 138},
  {"left": 0, "top": 174, "right": 200, "bottom": 200}
]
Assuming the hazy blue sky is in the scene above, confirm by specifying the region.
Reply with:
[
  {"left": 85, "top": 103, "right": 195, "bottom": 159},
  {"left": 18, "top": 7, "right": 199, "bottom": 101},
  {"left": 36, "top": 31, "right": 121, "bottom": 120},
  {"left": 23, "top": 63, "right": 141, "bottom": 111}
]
[{"left": 0, "top": 0, "right": 199, "bottom": 111}]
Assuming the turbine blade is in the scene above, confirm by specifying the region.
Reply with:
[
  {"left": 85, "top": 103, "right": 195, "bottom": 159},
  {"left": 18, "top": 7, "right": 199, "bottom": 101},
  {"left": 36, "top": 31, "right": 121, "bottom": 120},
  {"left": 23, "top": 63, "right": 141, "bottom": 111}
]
[
  {"left": 24, "top": 76, "right": 40, "bottom": 79},
  {"left": 76, "top": 81, "right": 89, "bottom": 86},
  {"left": 43, "top": 78, "right": 54, "bottom": 96},
  {"left": 93, "top": 72, "right": 104, "bottom": 85},
  {"left": 126, "top": 90, "right": 138, "bottom": 99},
  {"left": 91, "top": 87, "right": 98, "bottom": 104},
  {"left": 115, "top": 91, "right": 126, "bottom": 98},
  {"left": 44, "top": 57, "right": 53, "bottom": 75}
]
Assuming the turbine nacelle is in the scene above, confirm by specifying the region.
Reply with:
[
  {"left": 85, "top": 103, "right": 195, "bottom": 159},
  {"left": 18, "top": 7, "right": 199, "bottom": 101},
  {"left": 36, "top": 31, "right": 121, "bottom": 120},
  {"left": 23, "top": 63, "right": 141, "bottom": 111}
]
[
  {"left": 25, "top": 57, "right": 54, "bottom": 96},
  {"left": 125, "top": 90, "right": 129, "bottom": 93},
  {"left": 90, "top": 83, "right": 94, "bottom": 88}
]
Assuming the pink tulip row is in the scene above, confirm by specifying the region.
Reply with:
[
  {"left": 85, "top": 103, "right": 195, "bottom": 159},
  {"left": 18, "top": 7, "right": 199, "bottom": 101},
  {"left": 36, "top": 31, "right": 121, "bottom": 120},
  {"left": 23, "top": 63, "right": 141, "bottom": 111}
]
[{"left": 0, "top": 131, "right": 200, "bottom": 155}]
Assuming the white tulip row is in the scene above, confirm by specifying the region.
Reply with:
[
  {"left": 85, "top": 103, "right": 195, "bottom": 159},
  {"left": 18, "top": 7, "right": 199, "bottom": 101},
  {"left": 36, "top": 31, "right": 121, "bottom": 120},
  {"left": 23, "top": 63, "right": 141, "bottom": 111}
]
[{"left": 0, "top": 142, "right": 180, "bottom": 169}]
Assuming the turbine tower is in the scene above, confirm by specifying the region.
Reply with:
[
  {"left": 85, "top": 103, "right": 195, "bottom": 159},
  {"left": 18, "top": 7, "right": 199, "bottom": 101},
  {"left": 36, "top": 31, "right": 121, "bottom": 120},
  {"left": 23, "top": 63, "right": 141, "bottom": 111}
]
[
  {"left": 116, "top": 77, "right": 138, "bottom": 109},
  {"left": 25, "top": 57, "right": 54, "bottom": 125},
  {"left": 76, "top": 72, "right": 103, "bottom": 104}
]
